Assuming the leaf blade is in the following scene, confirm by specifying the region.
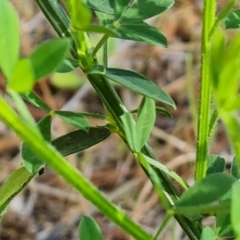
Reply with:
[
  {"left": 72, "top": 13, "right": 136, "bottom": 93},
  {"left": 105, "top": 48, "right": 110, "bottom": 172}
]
[
  {"left": 115, "top": 22, "right": 167, "bottom": 47},
  {"left": 176, "top": 173, "right": 236, "bottom": 207},
  {"left": 200, "top": 227, "right": 217, "bottom": 240},
  {"left": 231, "top": 156, "right": 240, "bottom": 179},
  {"left": 113, "top": 0, "right": 131, "bottom": 20},
  {"left": 206, "top": 155, "right": 225, "bottom": 175},
  {"left": 225, "top": 9, "right": 240, "bottom": 29},
  {"left": 87, "top": 0, "right": 114, "bottom": 14},
  {"left": 68, "top": 0, "right": 91, "bottom": 30},
  {"left": 104, "top": 68, "right": 175, "bottom": 108},
  {"left": 52, "top": 127, "right": 111, "bottom": 156},
  {"left": 216, "top": 188, "right": 234, "bottom": 238},
  {"left": 21, "top": 91, "right": 51, "bottom": 112},
  {"left": 54, "top": 110, "right": 89, "bottom": 131},
  {"left": 30, "top": 38, "right": 70, "bottom": 80},
  {"left": 0, "top": 167, "right": 33, "bottom": 218},
  {"left": 120, "top": 112, "right": 138, "bottom": 152},
  {"left": 0, "top": 0, "right": 20, "bottom": 79},
  {"left": 79, "top": 215, "right": 103, "bottom": 240},
  {"left": 136, "top": 97, "right": 156, "bottom": 150},
  {"left": 122, "top": 0, "right": 174, "bottom": 20},
  {"left": 8, "top": 58, "right": 35, "bottom": 93}
]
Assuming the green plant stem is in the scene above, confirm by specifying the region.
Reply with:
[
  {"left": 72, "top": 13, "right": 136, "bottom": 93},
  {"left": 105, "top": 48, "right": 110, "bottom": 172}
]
[
  {"left": 92, "top": 34, "right": 109, "bottom": 57},
  {"left": 0, "top": 96, "right": 152, "bottom": 240},
  {"left": 35, "top": 0, "right": 79, "bottom": 59},
  {"left": 195, "top": 0, "right": 216, "bottom": 181},
  {"left": 8, "top": 90, "right": 38, "bottom": 132},
  {"left": 153, "top": 214, "right": 171, "bottom": 240}
]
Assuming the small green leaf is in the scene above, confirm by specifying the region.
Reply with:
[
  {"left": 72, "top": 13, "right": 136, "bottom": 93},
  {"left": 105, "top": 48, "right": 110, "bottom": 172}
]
[
  {"left": 212, "top": 31, "right": 240, "bottom": 107},
  {"left": 231, "top": 156, "right": 240, "bottom": 179},
  {"left": 0, "top": 167, "right": 33, "bottom": 218},
  {"left": 104, "top": 68, "right": 175, "bottom": 108},
  {"left": 51, "top": 72, "right": 83, "bottom": 89},
  {"left": 86, "top": 24, "right": 118, "bottom": 35},
  {"left": 68, "top": 0, "right": 91, "bottom": 30},
  {"left": 79, "top": 215, "right": 103, "bottom": 240},
  {"left": 8, "top": 58, "right": 35, "bottom": 93},
  {"left": 122, "top": 0, "right": 174, "bottom": 20},
  {"left": 176, "top": 173, "right": 236, "bottom": 207},
  {"left": 52, "top": 127, "right": 111, "bottom": 156},
  {"left": 231, "top": 180, "right": 240, "bottom": 238},
  {"left": 219, "top": 32, "right": 240, "bottom": 100},
  {"left": 0, "top": 0, "right": 20, "bottom": 79},
  {"left": 120, "top": 111, "right": 138, "bottom": 152},
  {"left": 217, "top": 214, "right": 234, "bottom": 237},
  {"left": 30, "top": 38, "right": 70, "bottom": 80},
  {"left": 115, "top": 22, "right": 167, "bottom": 47},
  {"left": 210, "top": 29, "right": 226, "bottom": 90},
  {"left": 137, "top": 152, "right": 169, "bottom": 209},
  {"left": 156, "top": 106, "right": 172, "bottom": 118},
  {"left": 56, "top": 58, "right": 79, "bottom": 73},
  {"left": 225, "top": 9, "right": 240, "bottom": 29},
  {"left": 54, "top": 110, "right": 89, "bottom": 131},
  {"left": 95, "top": 11, "right": 115, "bottom": 26},
  {"left": 224, "top": 93, "right": 240, "bottom": 111},
  {"left": 22, "top": 115, "right": 52, "bottom": 174},
  {"left": 200, "top": 227, "right": 216, "bottom": 240},
  {"left": 136, "top": 97, "right": 155, "bottom": 150},
  {"left": 87, "top": 0, "right": 114, "bottom": 14},
  {"left": 216, "top": 190, "right": 234, "bottom": 238},
  {"left": 141, "top": 153, "right": 188, "bottom": 190},
  {"left": 206, "top": 155, "right": 225, "bottom": 175},
  {"left": 113, "top": 0, "right": 130, "bottom": 20},
  {"left": 21, "top": 91, "right": 51, "bottom": 112}
]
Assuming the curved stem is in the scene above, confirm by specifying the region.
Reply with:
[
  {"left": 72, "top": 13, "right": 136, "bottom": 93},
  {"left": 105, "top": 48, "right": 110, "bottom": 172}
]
[
  {"left": 153, "top": 214, "right": 171, "bottom": 240},
  {"left": 92, "top": 34, "right": 109, "bottom": 57}
]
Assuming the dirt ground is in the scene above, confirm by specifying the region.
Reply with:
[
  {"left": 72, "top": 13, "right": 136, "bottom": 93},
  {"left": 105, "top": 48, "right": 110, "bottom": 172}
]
[{"left": 0, "top": 0, "right": 235, "bottom": 239}]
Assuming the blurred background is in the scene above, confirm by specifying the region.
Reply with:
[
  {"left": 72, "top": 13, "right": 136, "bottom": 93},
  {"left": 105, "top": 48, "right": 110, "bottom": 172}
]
[{"left": 0, "top": 0, "right": 235, "bottom": 239}]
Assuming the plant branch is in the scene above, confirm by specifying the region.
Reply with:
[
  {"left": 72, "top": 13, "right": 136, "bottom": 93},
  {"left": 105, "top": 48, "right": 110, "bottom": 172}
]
[
  {"left": 92, "top": 34, "right": 109, "bottom": 57},
  {"left": 153, "top": 214, "right": 171, "bottom": 240}
]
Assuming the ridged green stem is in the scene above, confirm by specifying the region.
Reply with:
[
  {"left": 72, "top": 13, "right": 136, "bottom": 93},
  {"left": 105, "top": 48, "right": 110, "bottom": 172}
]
[{"left": 195, "top": 0, "right": 216, "bottom": 181}]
